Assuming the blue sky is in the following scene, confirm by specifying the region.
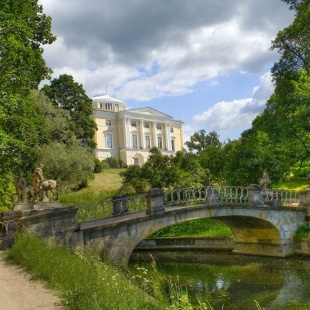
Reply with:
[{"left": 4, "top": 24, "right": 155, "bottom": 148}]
[{"left": 39, "top": 0, "right": 295, "bottom": 143}]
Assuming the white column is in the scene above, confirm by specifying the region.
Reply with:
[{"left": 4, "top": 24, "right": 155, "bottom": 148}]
[
  {"left": 124, "top": 118, "right": 131, "bottom": 148},
  {"left": 127, "top": 118, "right": 131, "bottom": 148},
  {"left": 140, "top": 120, "right": 145, "bottom": 149},
  {"left": 153, "top": 121, "right": 157, "bottom": 148},
  {"left": 165, "top": 123, "right": 171, "bottom": 151}
]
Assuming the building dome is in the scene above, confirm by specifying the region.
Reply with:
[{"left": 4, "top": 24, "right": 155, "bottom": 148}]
[{"left": 92, "top": 93, "right": 127, "bottom": 112}]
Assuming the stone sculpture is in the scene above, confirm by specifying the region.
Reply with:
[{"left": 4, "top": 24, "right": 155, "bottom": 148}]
[
  {"left": 259, "top": 169, "right": 270, "bottom": 190},
  {"left": 31, "top": 163, "right": 58, "bottom": 202},
  {"left": 15, "top": 172, "right": 27, "bottom": 203}
]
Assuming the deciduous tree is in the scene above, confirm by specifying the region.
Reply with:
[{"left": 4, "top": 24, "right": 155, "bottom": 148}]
[{"left": 42, "top": 74, "right": 97, "bottom": 148}]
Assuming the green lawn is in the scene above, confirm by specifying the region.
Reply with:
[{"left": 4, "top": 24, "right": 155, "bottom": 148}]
[
  {"left": 59, "top": 168, "right": 125, "bottom": 205},
  {"left": 272, "top": 177, "right": 309, "bottom": 192}
]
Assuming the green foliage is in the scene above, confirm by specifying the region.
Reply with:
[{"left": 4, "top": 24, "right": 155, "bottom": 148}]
[
  {"left": 120, "top": 165, "right": 151, "bottom": 194},
  {"left": 120, "top": 148, "right": 209, "bottom": 193},
  {"left": 150, "top": 219, "right": 232, "bottom": 238},
  {"left": 0, "top": 1, "right": 55, "bottom": 206},
  {"left": 42, "top": 74, "right": 97, "bottom": 148},
  {"left": 294, "top": 224, "right": 310, "bottom": 239},
  {"left": 0, "top": 94, "right": 49, "bottom": 175},
  {"left": 185, "top": 131, "right": 227, "bottom": 185},
  {"left": 0, "top": 0, "right": 56, "bottom": 95},
  {"left": 29, "top": 90, "right": 76, "bottom": 145},
  {"left": 0, "top": 173, "right": 15, "bottom": 210},
  {"left": 246, "top": 0, "right": 310, "bottom": 180},
  {"left": 93, "top": 158, "right": 103, "bottom": 173},
  {"left": 102, "top": 157, "right": 127, "bottom": 169},
  {"left": 185, "top": 130, "right": 221, "bottom": 153},
  {"left": 35, "top": 142, "right": 95, "bottom": 192}
]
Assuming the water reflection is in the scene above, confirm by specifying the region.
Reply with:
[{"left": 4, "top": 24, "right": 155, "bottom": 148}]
[{"left": 130, "top": 253, "right": 310, "bottom": 309}]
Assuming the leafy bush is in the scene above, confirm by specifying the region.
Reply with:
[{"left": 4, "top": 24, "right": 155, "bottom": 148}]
[
  {"left": 93, "top": 158, "right": 102, "bottom": 173},
  {"left": 294, "top": 224, "right": 310, "bottom": 239},
  {"left": 102, "top": 157, "right": 127, "bottom": 169},
  {"left": 0, "top": 173, "right": 15, "bottom": 210},
  {"left": 35, "top": 142, "right": 95, "bottom": 192}
]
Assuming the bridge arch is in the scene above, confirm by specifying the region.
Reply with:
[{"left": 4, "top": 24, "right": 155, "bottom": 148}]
[{"left": 81, "top": 204, "right": 306, "bottom": 267}]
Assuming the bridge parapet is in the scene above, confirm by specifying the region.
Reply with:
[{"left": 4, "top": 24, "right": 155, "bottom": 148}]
[{"left": 77, "top": 186, "right": 308, "bottom": 222}]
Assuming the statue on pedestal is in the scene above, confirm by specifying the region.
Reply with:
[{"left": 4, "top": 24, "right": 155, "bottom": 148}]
[
  {"left": 259, "top": 169, "right": 270, "bottom": 190},
  {"left": 16, "top": 172, "right": 27, "bottom": 203},
  {"left": 31, "top": 163, "right": 58, "bottom": 202}
]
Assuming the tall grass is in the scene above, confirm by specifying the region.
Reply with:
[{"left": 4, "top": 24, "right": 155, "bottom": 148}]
[
  {"left": 7, "top": 234, "right": 160, "bottom": 309},
  {"left": 7, "top": 234, "right": 213, "bottom": 310}
]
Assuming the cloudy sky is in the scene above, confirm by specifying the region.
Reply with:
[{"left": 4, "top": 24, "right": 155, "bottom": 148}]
[{"left": 39, "top": 0, "right": 294, "bottom": 143}]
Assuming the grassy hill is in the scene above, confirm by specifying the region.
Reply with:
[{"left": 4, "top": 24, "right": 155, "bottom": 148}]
[{"left": 59, "top": 168, "right": 125, "bottom": 206}]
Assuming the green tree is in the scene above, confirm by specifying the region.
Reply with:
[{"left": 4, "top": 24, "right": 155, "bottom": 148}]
[
  {"left": 29, "top": 90, "right": 76, "bottom": 145},
  {"left": 186, "top": 131, "right": 226, "bottom": 184},
  {"left": 141, "top": 147, "right": 177, "bottom": 189},
  {"left": 120, "top": 165, "right": 150, "bottom": 194},
  {"left": 0, "top": 1, "right": 55, "bottom": 208},
  {"left": 185, "top": 130, "right": 221, "bottom": 153},
  {"left": 249, "top": 0, "right": 310, "bottom": 177},
  {"left": 171, "top": 151, "right": 208, "bottom": 187},
  {"left": 0, "top": 94, "right": 49, "bottom": 178},
  {"left": 0, "top": 0, "right": 56, "bottom": 95},
  {"left": 35, "top": 142, "right": 95, "bottom": 192},
  {"left": 42, "top": 74, "right": 97, "bottom": 148}
]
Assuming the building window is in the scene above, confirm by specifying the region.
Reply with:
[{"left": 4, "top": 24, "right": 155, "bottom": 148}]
[
  {"left": 170, "top": 127, "right": 174, "bottom": 133},
  {"left": 133, "top": 158, "right": 139, "bottom": 166},
  {"left": 132, "top": 134, "right": 138, "bottom": 149},
  {"left": 157, "top": 136, "right": 163, "bottom": 149},
  {"left": 105, "top": 103, "right": 113, "bottom": 110},
  {"left": 99, "top": 103, "right": 103, "bottom": 109},
  {"left": 171, "top": 139, "right": 175, "bottom": 151},
  {"left": 106, "top": 119, "right": 111, "bottom": 126},
  {"left": 115, "top": 104, "right": 119, "bottom": 112},
  {"left": 145, "top": 136, "right": 151, "bottom": 148},
  {"left": 144, "top": 122, "right": 150, "bottom": 128},
  {"left": 131, "top": 120, "right": 137, "bottom": 127},
  {"left": 156, "top": 124, "right": 162, "bottom": 130},
  {"left": 106, "top": 133, "right": 112, "bottom": 148}
]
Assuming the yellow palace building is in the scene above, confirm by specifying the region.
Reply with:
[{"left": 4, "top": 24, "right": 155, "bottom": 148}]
[{"left": 92, "top": 94, "right": 184, "bottom": 166}]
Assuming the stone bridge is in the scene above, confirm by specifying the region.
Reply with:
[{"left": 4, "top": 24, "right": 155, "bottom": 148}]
[
  {"left": 1, "top": 186, "right": 310, "bottom": 268},
  {"left": 80, "top": 203, "right": 307, "bottom": 267}
]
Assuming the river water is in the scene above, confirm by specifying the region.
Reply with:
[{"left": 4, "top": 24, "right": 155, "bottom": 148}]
[{"left": 130, "top": 252, "right": 310, "bottom": 309}]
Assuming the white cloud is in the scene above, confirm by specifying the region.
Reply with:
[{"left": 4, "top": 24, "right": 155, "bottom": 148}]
[
  {"left": 39, "top": 0, "right": 293, "bottom": 100},
  {"left": 191, "top": 71, "right": 274, "bottom": 140}
]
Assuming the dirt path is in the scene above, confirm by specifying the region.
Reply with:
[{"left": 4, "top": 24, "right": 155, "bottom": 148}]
[{"left": 0, "top": 252, "right": 62, "bottom": 310}]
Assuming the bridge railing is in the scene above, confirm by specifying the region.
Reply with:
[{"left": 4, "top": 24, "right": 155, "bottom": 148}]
[
  {"left": 77, "top": 194, "right": 148, "bottom": 222},
  {"left": 77, "top": 186, "right": 307, "bottom": 222},
  {"left": 261, "top": 189, "right": 302, "bottom": 207},
  {"left": 163, "top": 186, "right": 249, "bottom": 206}
]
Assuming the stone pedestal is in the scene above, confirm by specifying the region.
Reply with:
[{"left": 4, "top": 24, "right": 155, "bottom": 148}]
[
  {"left": 32, "top": 201, "right": 63, "bottom": 210},
  {"left": 146, "top": 188, "right": 165, "bottom": 216},
  {"left": 247, "top": 184, "right": 264, "bottom": 205},
  {"left": 13, "top": 203, "right": 32, "bottom": 211}
]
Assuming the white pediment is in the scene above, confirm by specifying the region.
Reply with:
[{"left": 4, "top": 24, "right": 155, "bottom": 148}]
[{"left": 125, "top": 107, "right": 172, "bottom": 119}]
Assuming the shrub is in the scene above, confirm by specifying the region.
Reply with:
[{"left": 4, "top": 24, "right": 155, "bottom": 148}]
[{"left": 294, "top": 224, "right": 310, "bottom": 239}]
